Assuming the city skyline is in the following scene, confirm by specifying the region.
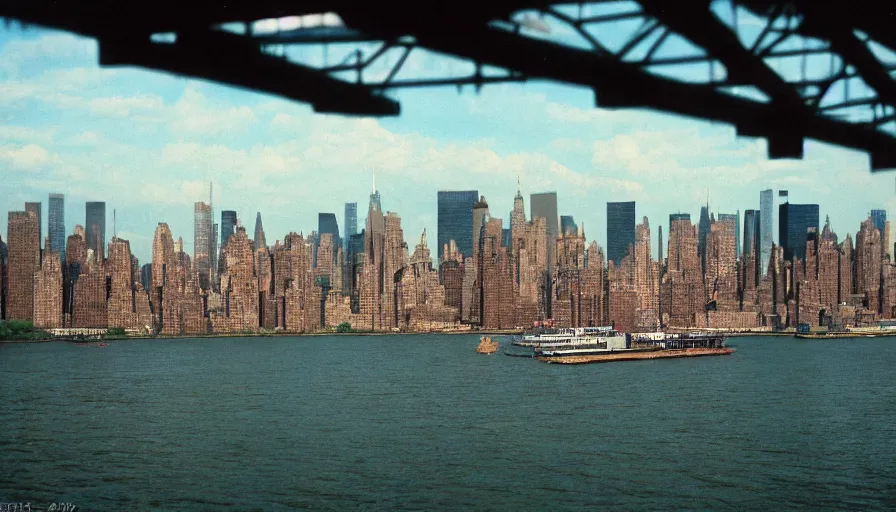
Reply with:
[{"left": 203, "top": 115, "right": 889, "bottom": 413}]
[{"left": 2, "top": 25, "right": 896, "bottom": 266}]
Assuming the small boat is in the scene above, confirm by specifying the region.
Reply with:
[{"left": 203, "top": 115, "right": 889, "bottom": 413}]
[{"left": 476, "top": 336, "right": 499, "bottom": 355}]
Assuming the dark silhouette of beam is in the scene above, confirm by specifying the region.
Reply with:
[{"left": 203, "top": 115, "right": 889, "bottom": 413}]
[
  {"left": 98, "top": 29, "right": 398, "bottom": 116},
  {"left": 339, "top": 7, "right": 896, "bottom": 168}
]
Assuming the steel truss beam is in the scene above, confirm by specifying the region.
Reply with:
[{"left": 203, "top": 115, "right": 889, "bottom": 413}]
[{"left": 2, "top": 1, "right": 896, "bottom": 170}]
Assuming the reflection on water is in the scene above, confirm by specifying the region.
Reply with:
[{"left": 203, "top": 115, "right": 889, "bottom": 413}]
[{"left": 2, "top": 335, "right": 896, "bottom": 510}]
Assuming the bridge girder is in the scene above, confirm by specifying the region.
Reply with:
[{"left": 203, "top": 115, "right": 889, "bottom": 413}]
[{"left": 2, "top": 1, "right": 896, "bottom": 170}]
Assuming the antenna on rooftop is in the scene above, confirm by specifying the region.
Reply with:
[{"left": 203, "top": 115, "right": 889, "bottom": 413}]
[{"left": 113, "top": 209, "right": 117, "bottom": 238}]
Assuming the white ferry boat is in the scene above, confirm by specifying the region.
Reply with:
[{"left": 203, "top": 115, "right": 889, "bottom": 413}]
[{"left": 508, "top": 326, "right": 630, "bottom": 357}]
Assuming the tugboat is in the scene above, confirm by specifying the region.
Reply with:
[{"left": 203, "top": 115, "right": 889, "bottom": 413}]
[{"left": 476, "top": 336, "right": 499, "bottom": 354}]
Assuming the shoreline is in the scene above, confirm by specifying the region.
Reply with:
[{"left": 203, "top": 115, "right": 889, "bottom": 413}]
[
  {"left": 0, "top": 329, "right": 523, "bottom": 344},
  {"left": 5, "top": 328, "right": 896, "bottom": 345}
]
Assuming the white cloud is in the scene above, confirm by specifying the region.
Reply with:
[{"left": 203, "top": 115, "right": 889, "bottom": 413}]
[
  {"left": 0, "top": 143, "right": 55, "bottom": 170},
  {"left": 89, "top": 95, "right": 164, "bottom": 118},
  {"left": 170, "top": 88, "right": 258, "bottom": 136},
  {"left": 0, "top": 125, "right": 55, "bottom": 144}
]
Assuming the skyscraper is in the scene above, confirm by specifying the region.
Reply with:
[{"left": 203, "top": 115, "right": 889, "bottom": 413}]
[
  {"left": 6, "top": 210, "right": 40, "bottom": 321},
  {"left": 254, "top": 212, "right": 266, "bottom": 250},
  {"left": 697, "top": 204, "right": 710, "bottom": 271},
  {"left": 735, "top": 210, "right": 741, "bottom": 258},
  {"left": 743, "top": 209, "right": 759, "bottom": 257},
  {"left": 531, "top": 192, "right": 559, "bottom": 269},
  {"left": 718, "top": 213, "right": 739, "bottom": 253},
  {"left": 369, "top": 172, "right": 382, "bottom": 213},
  {"left": 221, "top": 210, "right": 237, "bottom": 248},
  {"left": 779, "top": 202, "right": 820, "bottom": 262},
  {"left": 606, "top": 201, "right": 636, "bottom": 266},
  {"left": 344, "top": 202, "right": 358, "bottom": 252},
  {"left": 472, "top": 196, "right": 490, "bottom": 261},
  {"left": 194, "top": 201, "right": 212, "bottom": 290},
  {"left": 317, "top": 213, "right": 340, "bottom": 266},
  {"left": 760, "top": 189, "right": 774, "bottom": 275},
  {"left": 871, "top": 209, "right": 887, "bottom": 236},
  {"left": 25, "top": 201, "right": 42, "bottom": 252},
  {"left": 85, "top": 201, "right": 106, "bottom": 260},
  {"left": 560, "top": 215, "right": 578, "bottom": 236},
  {"left": 437, "top": 190, "right": 478, "bottom": 262},
  {"left": 48, "top": 193, "right": 64, "bottom": 261}
]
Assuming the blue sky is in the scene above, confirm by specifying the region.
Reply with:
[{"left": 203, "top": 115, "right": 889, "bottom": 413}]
[{"left": 1, "top": 9, "right": 894, "bottom": 264}]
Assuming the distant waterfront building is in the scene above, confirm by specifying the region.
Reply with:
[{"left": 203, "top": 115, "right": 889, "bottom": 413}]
[
  {"left": 140, "top": 263, "right": 152, "bottom": 293},
  {"left": 48, "top": 193, "right": 65, "bottom": 262},
  {"left": 194, "top": 202, "right": 213, "bottom": 290},
  {"left": 560, "top": 215, "right": 578, "bottom": 237},
  {"left": 718, "top": 213, "right": 739, "bottom": 256},
  {"left": 743, "top": 209, "right": 758, "bottom": 257},
  {"left": 25, "top": 202, "right": 42, "bottom": 254},
  {"left": 472, "top": 196, "right": 490, "bottom": 261},
  {"left": 254, "top": 212, "right": 266, "bottom": 250},
  {"left": 760, "top": 189, "right": 774, "bottom": 275},
  {"left": 697, "top": 204, "right": 710, "bottom": 272},
  {"left": 7, "top": 210, "right": 40, "bottom": 321},
  {"left": 779, "top": 202, "right": 820, "bottom": 262},
  {"left": 437, "top": 190, "right": 478, "bottom": 262},
  {"left": 220, "top": 210, "right": 237, "bottom": 248},
  {"left": 606, "top": 201, "right": 636, "bottom": 266},
  {"left": 531, "top": 192, "right": 559, "bottom": 270},
  {"left": 85, "top": 201, "right": 106, "bottom": 260},
  {"left": 871, "top": 209, "right": 887, "bottom": 236},
  {"left": 317, "top": 213, "right": 340, "bottom": 265},
  {"left": 344, "top": 202, "right": 358, "bottom": 252}
]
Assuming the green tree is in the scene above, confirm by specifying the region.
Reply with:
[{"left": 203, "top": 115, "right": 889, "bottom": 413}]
[
  {"left": 107, "top": 327, "right": 126, "bottom": 336},
  {"left": 336, "top": 322, "right": 353, "bottom": 333}
]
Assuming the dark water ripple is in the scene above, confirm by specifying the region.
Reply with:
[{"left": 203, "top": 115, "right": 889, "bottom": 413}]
[{"left": 2, "top": 335, "right": 896, "bottom": 510}]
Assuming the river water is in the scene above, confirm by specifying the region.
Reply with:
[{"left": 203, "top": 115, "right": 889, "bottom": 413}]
[{"left": 2, "top": 335, "right": 896, "bottom": 510}]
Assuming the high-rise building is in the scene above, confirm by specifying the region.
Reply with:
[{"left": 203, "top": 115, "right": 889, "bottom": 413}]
[
  {"left": 25, "top": 202, "right": 42, "bottom": 254},
  {"left": 779, "top": 202, "right": 819, "bottom": 262},
  {"left": 697, "top": 204, "right": 710, "bottom": 271},
  {"left": 194, "top": 202, "right": 212, "bottom": 290},
  {"left": 140, "top": 263, "right": 152, "bottom": 293},
  {"left": 85, "top": 201, "right": 106, "bottom": 260},
  {"left": 254, "top": 212, "right": 266, "bottom": 250},
  {"left": 6, "top": 210, "right": 40, "bottom": 321},
  {"left": 437, "top": 190, "right": 478, "bottom": 262},
  {"left": 759, "top": 189, "right": 774, "bottom": 275},
  {"left": 743, "top": 209, "right": 758, "bottom": 257},
  {"left": 472, "top": 196, "right": 490, "bottom": 261},
  {"left": 344, "top": 202, "right": 358, "bottom": 252},
  {"left": 220, "top": 210, "right": 237, "bottom": 248},
  {"left": 606, "top": 201, "right": 636, "bottom": 266},
  {"left": 531, "top": 192, "right": 559, "bottom": 270},
  {"left": 318, "top": 213, "right": 340, "bottom": 247},
  {"left": 48, "top": 193, "right": 64, "bottom": 261},
  {"left": 871, "top": 209, "right": 887, "bottom": 236},
  {"left": 735, "top": 210, "right": 741, "bottom": 258},
  {"left": 317, "top": 213, "right": 340, "bottom": 266},
  {"left": 718, "top": 213, "right": 739, "bottom": 252},
  {"left": 560, "top": 215, "right": 578, "bottom": 237}
]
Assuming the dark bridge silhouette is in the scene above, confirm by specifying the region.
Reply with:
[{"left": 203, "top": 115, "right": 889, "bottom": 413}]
[{"left": 3, "top": 1, "right": 896, "bottom": 169}]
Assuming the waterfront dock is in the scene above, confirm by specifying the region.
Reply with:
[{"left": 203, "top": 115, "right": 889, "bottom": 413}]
[{"left": 538, "top": 347, "right": 735, "bottom": 364}]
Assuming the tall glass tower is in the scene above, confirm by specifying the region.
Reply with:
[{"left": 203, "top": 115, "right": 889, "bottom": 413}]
[
  {"left": 779, "top": 202, "right": 819, "bottom": 262},
  {"left": 437, "top": 190, "right": 478, "bottom": 261},
  {"left": 48, "top": 193, "right": 65, "bottom": 260},
  {"left": 85, "top": 201, "right": 106, "bottom": 259},
  {"left": 606, "top": 201, "right": 636, "bottom": 266},
  {"left": 759, "top": 189, "right": 774, "bottom": 275},
  {"left": 344, "top": 202, "right": 358, "bottom": 252},
  {"left": 220, "top": 210, "right": 237, "bottom": 248}
]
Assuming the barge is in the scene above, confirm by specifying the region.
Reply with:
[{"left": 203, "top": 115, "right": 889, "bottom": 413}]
[{"left": 508, "top": 327, "right": 733, "bottom": 364}]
